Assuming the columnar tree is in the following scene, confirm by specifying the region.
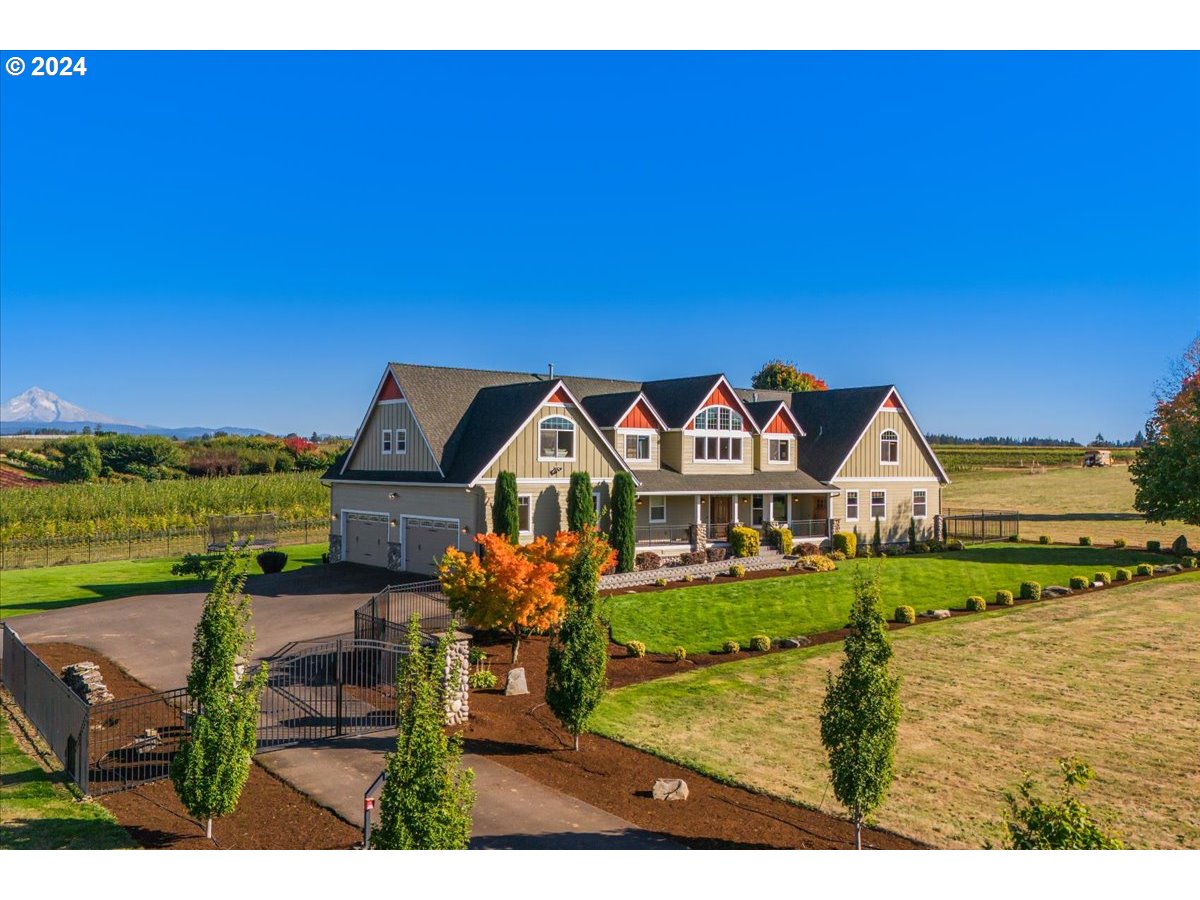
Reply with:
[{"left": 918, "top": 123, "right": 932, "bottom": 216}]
[
  {"left": 908, "top": 517, "right": 917, "bottom": 551},
  {"left": 545, "top": 527, "right": 608, "bottom": 751},
  {"left": 170, "top": 540, "right": 268, "bottom": 840},
  {"left": 1131, "top": 336, "right": 1200, "bottom": 527},
  {"left": 373, "top": 614, "right": 475, "bottom": 849},
  {"left": 492, "top": 471, "right": 520, "bottom": 543},
  {"left": 871, "top": 517, "right": 883, "bottom": 556},
  {"left": 610, "top": 472, "right": 637, "bottom": 572},
  {"left": 819, "top": 567, "right": 901, "bottom": 849},
  {"left": 566, "top": 471, "right": 596, "bottom": 532}
]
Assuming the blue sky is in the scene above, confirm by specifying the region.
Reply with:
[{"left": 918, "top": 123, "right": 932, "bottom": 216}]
[{"left": 1, "top": 51, "right": 1197, "bottom": 439}]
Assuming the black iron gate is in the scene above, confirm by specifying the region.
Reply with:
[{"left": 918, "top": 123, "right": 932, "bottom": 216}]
[{"left": 943, "top": 508, "right": 1020, "bottom": 542}]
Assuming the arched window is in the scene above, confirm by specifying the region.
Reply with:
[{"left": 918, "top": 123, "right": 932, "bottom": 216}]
[
  {"left": 538, "top": 415, "right": 575, "bottom": 459},
  {"left": 692, "top": 405, "right": 743, "bottom": 431},
  {"left": 880, "top": 429, "right": 899, "bottom": 464}
]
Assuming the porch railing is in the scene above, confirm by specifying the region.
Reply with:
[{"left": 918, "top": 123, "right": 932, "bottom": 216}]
[
  {"left": 706, "top": 523, "right": 730, "bottom": 542},
  {"left": 785, "top": 518, "right": 836, "bottom": 538},
  {"left": 635, "top": 524, "right": 692, "bottom": 546}
]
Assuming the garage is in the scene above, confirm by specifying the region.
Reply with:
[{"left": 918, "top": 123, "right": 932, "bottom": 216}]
[
  {"left": 404, "top": 517, "right": 460, "bottom": 576},
  {"left": 344, "top": 512, "right": 389, "bottom": 566}
]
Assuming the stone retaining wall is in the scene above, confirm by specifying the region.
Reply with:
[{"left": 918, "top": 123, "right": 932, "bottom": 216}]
[
  {"left": 600, "top": 554, "right": 792, "bottom": 590},
  {"left": 440, "top": 632, "right": 471, "bottom": 726}
]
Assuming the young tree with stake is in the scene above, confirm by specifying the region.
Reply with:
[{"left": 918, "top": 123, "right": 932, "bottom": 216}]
[
  {"left": 545, "top": 526, "right": 609, "bottom": 750},
  {"left": 820, "top": 566, "right": 901, "bottom": 849},
  {"left": 170, "top": 540, "right": 268, "bottom": 840}
]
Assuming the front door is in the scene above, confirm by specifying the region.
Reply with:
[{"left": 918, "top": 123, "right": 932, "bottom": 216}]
[{"left": 710, "top": 496, "right": 731, "bottom": 524}]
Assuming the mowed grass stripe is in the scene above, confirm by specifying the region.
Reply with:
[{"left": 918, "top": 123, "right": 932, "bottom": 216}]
[
  {"left": 593, "top": 572, "right": 1200, "bottom": 849},
  {"left": 608, "top": 543, "right": 1173, "bottom": 653}
]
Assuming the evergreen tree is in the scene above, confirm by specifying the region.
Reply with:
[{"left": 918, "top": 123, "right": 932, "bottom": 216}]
[
  {"left": 871, "top": 517, "right": 883, "bottom": 556},
  {"left": 170, "top": 540, "right": 268, "bottom": 840},
  {"left": 610, "top": 472, "right": 637, "bottom": 572},
  {"left": 373, "top": 614, "right": 475, "bottom": 849},
  {"left": 566, "top": 471, "right": 596, "bottom": 532},
  {"left": 545, "top": 527, "right": 608, "bottom": 750},
  {"left": 820, "top": 567, "right": 901, "bottom": 849},
  {"left": 908, "top": 517, "right": 917, "bottom": 551},
  {"left": 492, "top": 471, "right": 520, "bottom": 543}
]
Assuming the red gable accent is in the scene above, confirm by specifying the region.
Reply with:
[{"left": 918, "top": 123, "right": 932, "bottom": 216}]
[
  {"left": 881, "top": 391, "right": 899, "bottom": 409},
  {"left": 619, "top": 399, "right": 657, "bottom": 430},
  {"left": 547, "top": 386, "right": 572, "bottom": 404},
  {"left": 764, "top": 409, "right": 799, "bottom": 435},
  {"left": 377, "top": 372, "right": 405, "bottom": 402}
]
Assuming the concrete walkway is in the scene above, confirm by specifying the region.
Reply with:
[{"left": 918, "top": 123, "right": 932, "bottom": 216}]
[{"left": 256, "top": 732, "right": 678, "bottom": 849}]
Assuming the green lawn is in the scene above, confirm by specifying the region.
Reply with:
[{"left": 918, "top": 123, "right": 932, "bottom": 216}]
[
  {"left": 608, "top": 543, "right": 1174, "bottom": 653},
  {"left": 0, "top": 709, "right": 135, "bottom": 849},
  {"left": 0, "top": 543, "right": 328, "bottom": 620}
]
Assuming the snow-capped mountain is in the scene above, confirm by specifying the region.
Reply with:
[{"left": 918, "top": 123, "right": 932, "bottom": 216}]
[{"left": 0, "top": 387, "right": 266, "bottom": 437}]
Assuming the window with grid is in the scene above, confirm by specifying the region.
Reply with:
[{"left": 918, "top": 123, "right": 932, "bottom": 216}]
[
  {"left": 692, "top": 405, "right": 743, "bottom": 431},
  {"left": 880, "top": 429, "right": 899, "bottom": 464},
  {"left": 381, "top": 429, "right": 392, "bottom": 454},
  {"left": 395, "top": 429, "right": 406, "bottom": 454},
  {"left": 751, "top": 494, "right": 764, "bottom": 526},
  {"left": 870, "top": 490, "right": 886, "bottom": 519},
  {"left": 845, "top": 491, "right": 859, "bottom": 520},
  {"left": 912, "top": 489, "right": 927, "bottom": 518},
  {"left": 538, "top": 416, "right": 575, "bottom": 459},
  {"left": 649, "top": 496, "right": 666, "bottom": 523}
]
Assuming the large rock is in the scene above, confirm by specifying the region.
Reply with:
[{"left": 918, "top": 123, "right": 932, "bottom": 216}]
[
  {"left": 652, "top": 778, "right": 689, "bottom": 801},
  {"left": 922, "top": 609, "right": 952, "bottom": 620},
  {"left": 1042, "top": 585, "right": 1071, "bottom": 597},
  {"left": 504, "top": 667, "right": 529, "bottom": 696},
  {"left": 780, "top": 636, "right": 810, "bottom": 649}
]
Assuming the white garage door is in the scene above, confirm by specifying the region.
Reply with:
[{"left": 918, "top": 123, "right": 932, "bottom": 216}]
[
  {"left": 404, "top": 518, "right": 459, "bottom": 576},
  {"left": 344, "top": 513, "right": 389, "bottom": 567}
]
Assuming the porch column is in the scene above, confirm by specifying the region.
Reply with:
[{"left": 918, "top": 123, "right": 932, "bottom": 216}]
[
  {"left": 786, "top": 493, "right": 793, "bottom": 525},
  {"left": 764, "top": 493, "right": 774, "bottom": 528},
  {"left": 694, "top": 494, "right": 702, "bottom": 525},
  {"left": 691, "top": 494, "right": 707, "bottom": 552},
  {"left": 731, "top": 494, "right": 740, "bottom": 526}
]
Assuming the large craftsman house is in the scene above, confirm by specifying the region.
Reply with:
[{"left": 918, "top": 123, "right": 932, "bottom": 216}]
[{"left": 323, "top": 363, "right": 950, "bottom": 575}]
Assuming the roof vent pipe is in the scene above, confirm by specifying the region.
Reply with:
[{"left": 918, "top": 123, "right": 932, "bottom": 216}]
[{"left": 548, "top": 363, "right": 555, "bottom": 379}]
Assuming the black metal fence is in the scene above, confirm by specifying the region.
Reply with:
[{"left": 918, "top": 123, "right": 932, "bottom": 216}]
[
  {"left": 206, "top": 513, "right": 278, "bottom": 552},
  {"left": 87, "top": 688, "right": 192, "bottom": 796},
  {"left": 354, "top": 580, "right": 453, "bottom": 644},
  {"left": 943, "top": 508, "right": 1021, "bottom": 542}
]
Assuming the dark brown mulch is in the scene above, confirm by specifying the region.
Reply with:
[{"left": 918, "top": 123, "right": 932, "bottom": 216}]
[
  {"left": 28, "top": 642, "right": 360, "bottom": 851},
  {"left": 461, "top": 634, "right": 924, "bottom": 850}
]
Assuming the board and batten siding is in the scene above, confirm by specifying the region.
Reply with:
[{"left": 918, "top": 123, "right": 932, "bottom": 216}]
[
  {"left": 754, "top": 434, "right": 798, "bottom": 472},
  {"left": 831, "top": 481, "right": 942, "bottom": 542},
  {"left": 347, "top": 401, "right": 440, "bottom": 473},
  {"left": 836, "top": 409, "right": 941, "bottom": 480},
  {"left": 608, "top": 427, "right": 660, "bottom": 471},
  {"left": 479, "top": 404, "right": 619, "bottom": 482}
]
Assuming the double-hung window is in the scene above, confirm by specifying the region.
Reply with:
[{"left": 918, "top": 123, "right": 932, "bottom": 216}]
[
  {"left": 845, "top": 490, "right": 859, "bottom": 521},
  {"left": 381, "top": 429, "right": 392, "bottom": 455},
  {"left": 691, "top": 405, "right": 744, "bottom": 462},
  {"left": 649, "top": 496, "right": 667, "bottom": 524},
  {"left": 751, "top": 494, "right": 764, "bottom": 526},
  {"left": 394, "top": 428, "right": 407, "bottom": 455},
  {"left": 768, "top": 438, "right": 790, "bottom": 463},
  {"left": 870, "top": 490, "right": 886, "bottom": 519},
  {"left": 538, "top": 416, "right": 575, "bottom": 460},
  {"left": 517, "top": 495, "right": 532, "bottom": 534},
  {"left": 912, "top": 489, "right": 928, "bottom": 518},
  {"left": 624, "top": 433, "right": 650, "bottom": 460},
  {"left": 880, "top": 430, "right": 899, "bottom": 464}
]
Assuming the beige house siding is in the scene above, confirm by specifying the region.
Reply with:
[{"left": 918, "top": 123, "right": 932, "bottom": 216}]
[
  {"left": 832, "top": 481, "right": 942, "bottom": 543},
  {"left": 679, "top": 430, "right": 755, "bottom": 475},
  {"left": 329, "top": 481, "right": 484, "bottom": 554},
  {"left": 479, "top": 404, "right": 619, "bottom": 482},
  {"left": 659, "top": 430, "right": 684, "bottom": 471},
  {"left": 754, "top": 434, "right": 798, "bottom": 472},
  {"left": 610, "top": 427, "right": 660, "bottom": 471},
  {"left": 346, "top": 401, "right": 440, "bottom": 473},
  {"left": 836, "top": 409, "right": 940, "bottom": 480}
]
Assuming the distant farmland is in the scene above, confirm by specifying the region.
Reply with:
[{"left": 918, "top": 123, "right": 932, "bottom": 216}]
[{"left": 932, "top": 445, "right": 1136, "bottom": 472}]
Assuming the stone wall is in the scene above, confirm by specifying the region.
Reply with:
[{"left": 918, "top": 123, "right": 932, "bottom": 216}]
[
  {"left": 386, "top": 541, "right": 403, "bottom": 572},
  {"left": 440, "top": 632, "right": 471, "bottom": 726},
  {"left": 328, "top": 532, "right": 342, "bottom": 563},
  {"left": 600, "top": 553, "right": 792, "bottom": 590}
]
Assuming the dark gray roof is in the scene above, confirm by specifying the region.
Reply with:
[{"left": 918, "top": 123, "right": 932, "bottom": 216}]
[
  {"left": 580, "top": 391, "right": 643, "bottom": 428},
  {"left": 633, "top": 468, "right": 831, "bottom": 494},
  {"left": 743, "top": 399, "right": 792, "bottom": 432},
  {"left": 639, "top": 374, "right": 725, "bottom": 429},
  {"left": 786, "top": 386, "right": 895, "bottom": 481}
]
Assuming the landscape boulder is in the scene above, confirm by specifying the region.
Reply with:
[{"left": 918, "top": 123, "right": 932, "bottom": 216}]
[
  {"left": 652, "top": 778, "right": 689, "bottom": 801},
  {"left": 922, "top": 609, "right": 952, "bottom": 620},
  {"left": 1042, "top": 585, "right": 1071, "bottom": 597},
  {"left": 504, "top": 667, "right": 529, "bottom": 696},
  {"left": 780, "top": 636, "right": 810, "bottom": 649},
  {"left": 60, "top": 662, "right": 114, "bottom": 705},
  {"left": 1154, "top": 564, "right": 1181, "bottom": 575}
]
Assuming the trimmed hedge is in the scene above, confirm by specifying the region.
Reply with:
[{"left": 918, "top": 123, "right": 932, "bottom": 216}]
[
  {"left": 995, "top": 589, "right": 1014, "bottom": 607},
  {"left": 965, "top": 596, "right": 986, "bottom": 612},
  {"left": 894, "top": 605, "right": 916, "bottom": 624},
  {"left": 679, "top": 550, "right": 706, "bottom": 565},
  {"left": 1173, "top": 535, "right": 1191, "bottom": 556},
  {"left": 1020, "top": 580, "right": 1042, "bottom": 601},
  {"left": 1135, "top": 563, "right": 1153, "bottom": 576},
  {"left": 1039, "top": 535, "right": 1051, "bottom": 545},
  {"left": 1113, "top": 537, "right": 1126, "bottom": 548},
  {"left": 946, "top": 539, "right": 965, "bottom": 551},
  {"left": 672, "top": 646, "right": 687, "bottom": 662},
  {"left": 1114, "top": 567, "right": 1132, "bottom": 582},
  {"left": 635, "top": 551, "right": 662, "bottom": 571},
  {"left": 728, "top": 564, "right": 746, "bottom": 578},
  {"left": 1079, "top": 536, "right": 1092, "bottom": 546},
  {"left": 706, "top": 546, "right": 728, "bottom": 563},
  {"left": 1147, "top": 540, "right": 1161, "bottom": 553},
  {"left": 1069, "top": 575, "right": 1090, "bottom": 590},
  {"left": 729, "top": 526, "right": 761, "bottom": 559},
  {"left": 770, "top": 526, "right": 793, "bottom": 554},
  {"left": 832, "top": 531, "right": 857, "bottom": 559},
  {"left": 256, "top": 550, "right": 288, "bottom": 574},
  {"left": 723, "top": 640, "right": 741, "bottom": 654},
  {"left": 1183, "top": 556, "right": 1198, "bottom": 569},
  {"left": 749, "top": 634, "right": 771, "bottom": 652},
  {"left": 1094, "top": 571, "right": 1111, "bottom": 585},
  {"left": 625, "top": 641, "right": 646, "bottom": 658}
]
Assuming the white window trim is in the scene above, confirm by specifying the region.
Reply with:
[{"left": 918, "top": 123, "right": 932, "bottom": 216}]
[
  {"left": 690, "top": 404, "right": 746, "bottom": 433},
  {"left": 845, "top": 490, "right": 859, "bottom": 521},
  {"left": 394, "top": 428, "right": 407, "bottom": 455},
  {"left": 380, "top": 429, "right": 392, "bottom": 455},
  {"left": 517, "top": 494, "right": 533, "bottom": 534},
  {"left": 624, "top": 432, "right": 651, "bottom": 461},
  {"left": 912, "top": 489, "right": 928, "bottom": 519},
  {"left": 870, "top": 489, "right": 887, "bottom": 520},
  {"left": 691, "top": 433, "right": 745, "bottom": 463},
  {"left": 767, "top": 437, "right": 792, "bottom": 465},
  {"left": 751, "top": 494, "right": 765, "bottom": 526},
  {"left": 880, "top": 429, "right": 900, "bottom": 466},
  {"left": 536, "top": 415, "right": 577, "bottom": 463},
  {"left": 593, "top": 489, "right": 602, "bottom": 517},
  {"left": 648, "top": 496, "right": 667, "bottom": 524}
]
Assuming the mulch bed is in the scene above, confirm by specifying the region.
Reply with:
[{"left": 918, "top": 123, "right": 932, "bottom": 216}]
[{"left": 28, "top": 642, "right": 360, "bottom": 850}]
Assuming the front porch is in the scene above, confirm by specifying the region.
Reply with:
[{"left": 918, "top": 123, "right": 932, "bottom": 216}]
[{"left": 634, "top": 491, "right": 838, "bottom": 553}]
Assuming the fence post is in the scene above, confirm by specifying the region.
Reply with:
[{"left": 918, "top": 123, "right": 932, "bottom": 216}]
[{"left": 335, "top": 639, "right": 344, "bottom": 737}]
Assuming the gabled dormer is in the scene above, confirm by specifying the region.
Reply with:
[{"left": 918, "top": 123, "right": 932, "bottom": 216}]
[
  {"left": 747, "top": 401, "right": 805, "bottom": 471},
  {"left": 341, "top": 368, "right": 441, "bottom": 474}
]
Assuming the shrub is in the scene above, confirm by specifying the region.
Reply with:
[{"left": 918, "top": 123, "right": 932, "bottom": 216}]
[
  {"left": 894, "top": 605, "right": 916, "bottom": 624},
  {"left": 171, "top": 552, "right": 223, "bottom": 580},
  {"left": 635, "top": 551, "right": 661, "bottom": 571},
  {"left": 679, "top": 550, "right": 706, "bottom": 565},
  {"left": 468, "top": 669, "right": 498, "bottom": 690},
  {"left": 729, "top": 526, "right": 761, "bottom": 559},
  {"left": 1147, "top": 540, "right": 1161, "bottom": 553},
  {"left": 1020, "top": 580, "right": 1042, "bottom": 601},
  {"left": 801, "top": 554, "right": 837, "bottom": 572},
  {"left": 770, "top": 526, "right": 793, "bottom": 553},
  {"left": 946, "top": 539, "right": 965, "bottom": 551},
  {"left": 682, "top": 574, "right": 695, "bottom": 583},
  {"left": 1068, "top": 575, "right": 1089, "bottom": 590},
  {"left": 672, "top": 646, "right": 686, "bottom": 662},
  {"left": 705, "top": 546, "right": 728, "bottom": 563},
  {"left": 1114, "top": 567, "right": 1132, "bottom": 582},
  {"left": 1172, "top": 535, "right": 1191, "bottom": 556},
  {"left": 795, "top": 542, "right": 820, "bottom": 556},
  {"left": 728, "top": 564, "right": 746, "bottom": 578},
  {"left": 723, "top": 640, "right": 740, "bottom": 654},
  {"left": 1135, "top": 564, "right": 1153, "bottom": 576},
  {"left": 908, "top": 517, "right": 918, "bottom": 550},
  {"left": 256, "top": 550, "right": 288, "bottom": 574},
  {"left": 1039, "top": 535, "right": 1051, "bottom": 545},
  {"left": 1113, "top": 537, "right": 1126, "bottom": 548},
  {"left": 654, "top": 578, "right": 667, "bottom": 587},
  {"left": 966, "top": 596, "right": 986, "bottom": 612},
  {"left": 1092, "top": 571, "right": 1111, "bottom": 585},
  {"left": 468, "top": 646, "right": 488, "bottom": 665},
  {"left": 871, "top": 518, "right": 883, "bottom": 556},
  {"left": 749, "top": 634, "right": 771, "bottom": 652},
  {"left": 995, "top": 589, "right": 1014, "bottom": 607},
  {"left": 828, "top": 550, "right": 847, "bottom": 561},
  {"left": 625, "top": 640, "right": 646, "bottom": 658},
  {"left": 321, "top": 552, "right": 330, "bottom": 565},
  {"left": 1183, "top": 556, "right": 1198, "bottom": 569},
  {"left": 832, "top": 531, "right": 857, "bottom": 559},
  {"left": 1007, "top": 533, "right": 1020, "bottom": 542},
  {"left": 1079, "top": 536, "right": 1092, "bottom": 547}
]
